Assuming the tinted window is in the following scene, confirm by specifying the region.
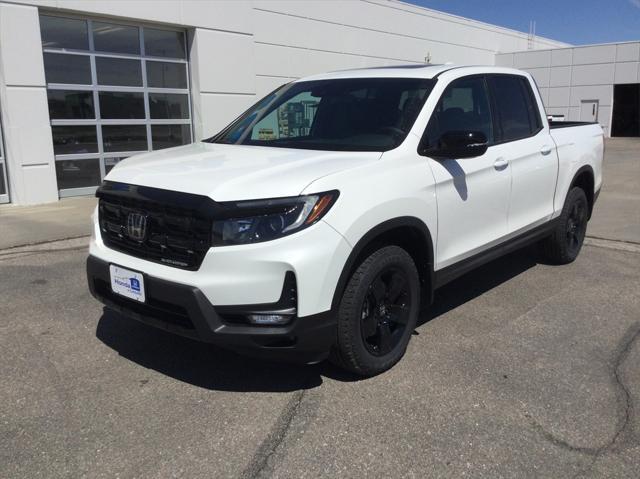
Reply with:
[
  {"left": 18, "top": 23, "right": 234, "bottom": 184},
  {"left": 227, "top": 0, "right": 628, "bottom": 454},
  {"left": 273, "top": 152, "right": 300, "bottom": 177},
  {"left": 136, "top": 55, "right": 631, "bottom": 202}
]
[
  {"left": 96, "top": 57, "right": 142, "bottom": 86},
  {"left": 152, "top": 125, "right": 191, "bottom": 150},
  {"left": 48, "top": 90, "right": 94, "bottom": 119},
  {"left": 52, "top": 125, "right": 98, "bottom": 154},
  {"left": 211, "top": 78, "right": 436, "bottom": 152},
  {"left": 489, "top": 75, "right": 540, "bottom": 142},
  {"left": 43, "top": 53, "right": 92, "bottom": 84},
  {"left": 92, "top": 22, "right": 140, "bottom": 54},
  {"left": 40, "top": 16, "right": 88, "bottom": 50},
  {"left": 55, "top": 159, "right": 101, "bottom": 189},
  {"left": 102, "top": 125, "right": 148, "bottom": 152},
  {"left": 144, "top": 28, "right": 186, "bottom": 58},
  {"left": 422, "top": 76, "right": 493, "bottom": 149},
  {"left": 149, "top": 93, "right": 190, "bottom": 119},
  {"left": 146, "top": 61, "right": 188, "bottom": 89},
  {"left": 99, "top": 92, "right": 145, "bottom": 119}
]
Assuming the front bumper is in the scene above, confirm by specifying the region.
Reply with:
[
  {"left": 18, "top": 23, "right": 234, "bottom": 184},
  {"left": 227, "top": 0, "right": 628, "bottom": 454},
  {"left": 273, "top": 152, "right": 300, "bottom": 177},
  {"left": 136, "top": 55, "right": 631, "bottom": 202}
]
[{"left": 87, "top": 255, "right": 337, "bottom": 363}]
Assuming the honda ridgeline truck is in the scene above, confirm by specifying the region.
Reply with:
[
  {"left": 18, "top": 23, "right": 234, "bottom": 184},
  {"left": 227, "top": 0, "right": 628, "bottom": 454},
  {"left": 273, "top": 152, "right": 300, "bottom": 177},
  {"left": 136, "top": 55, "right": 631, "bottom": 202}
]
[{"left": 87, "top": 65, "right": 604, "bottom": 376}]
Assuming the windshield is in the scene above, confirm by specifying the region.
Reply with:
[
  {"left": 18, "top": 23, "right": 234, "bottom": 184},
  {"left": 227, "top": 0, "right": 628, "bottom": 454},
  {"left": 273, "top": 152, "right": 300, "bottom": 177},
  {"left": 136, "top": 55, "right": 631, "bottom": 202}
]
[{"left": 207, "top": 78, "right": 436, "bottom": 152}]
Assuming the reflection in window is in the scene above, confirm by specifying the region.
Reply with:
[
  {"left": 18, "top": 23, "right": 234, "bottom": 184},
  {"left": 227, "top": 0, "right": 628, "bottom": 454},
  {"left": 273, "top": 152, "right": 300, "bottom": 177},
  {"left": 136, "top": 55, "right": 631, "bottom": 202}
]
[
  {"left": 55, "top": 159, "right": 101, "bottom": 189},
  {"left": 104, "top": 157, "right": 127, "bottom": 174},
  {"left": 44, "top": 53, "right": 92, "bottom": 85},
  {"left": 146, "top": 61, "right": 188, "bottom": 89},
  {"left": 144, "top": 28, "right": 186, "bottom": 58},
  {"left": 95, "top": 57, "right": 142, "bottom": 86},
  {"left": 99, "top": 92, "right": 145, "bottom": 119},
  {"left": 48, "top": 90, "right": 95, "bottom": 119},
  {"left": 40, "top": 16, "right": 89, "bottom": 50},
  {"left": 52, "top": 125, "right": 98, "bottom": 154},
  {"left": 152, "top": 125, "right": 191, "bottom": 150},
  {"left": 102, "top": 125, "right": 148, "bottom": 152},
  {"left": 149, "top": 93, "right": 189, "bottom": 119},
  {"left": 92, "top": 22, "right": 140, "bottom": 54}
]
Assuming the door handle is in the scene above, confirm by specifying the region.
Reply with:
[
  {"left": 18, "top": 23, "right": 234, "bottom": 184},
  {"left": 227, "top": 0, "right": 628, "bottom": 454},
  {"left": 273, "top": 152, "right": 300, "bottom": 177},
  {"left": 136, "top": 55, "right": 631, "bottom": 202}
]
[
  {"left": 494, "top": 157, "right": 508, "bottom": 170},
  {"left": 540, "top": 145, "right": 553, "bottom": 156}
]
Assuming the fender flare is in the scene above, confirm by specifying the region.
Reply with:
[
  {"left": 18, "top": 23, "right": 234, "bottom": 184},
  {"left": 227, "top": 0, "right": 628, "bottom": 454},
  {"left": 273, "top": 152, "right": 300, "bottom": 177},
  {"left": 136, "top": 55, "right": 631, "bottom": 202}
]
[
  {"left": 330, "top": 216, "right": 435, "bottom": 312},
  {"left": 566, "top": 164, "right": 596, "bottom": 216}
]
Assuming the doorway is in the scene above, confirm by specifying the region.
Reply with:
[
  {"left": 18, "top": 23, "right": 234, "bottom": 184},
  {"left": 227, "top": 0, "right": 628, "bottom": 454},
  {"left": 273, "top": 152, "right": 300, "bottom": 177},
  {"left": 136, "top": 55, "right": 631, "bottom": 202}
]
[{"left": 612, "top": 84, "right": 640, "bottom": 137}]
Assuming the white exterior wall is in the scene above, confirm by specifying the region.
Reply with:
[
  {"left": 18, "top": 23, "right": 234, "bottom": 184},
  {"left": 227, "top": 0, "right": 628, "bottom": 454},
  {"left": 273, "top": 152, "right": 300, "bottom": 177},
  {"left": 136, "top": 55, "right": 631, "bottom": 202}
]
[
  {"left": 0, "top": 0, "right": 566, "bottom": 205},
  {"left": 496, "top": 42, "right": 640, "bottom": 137}
]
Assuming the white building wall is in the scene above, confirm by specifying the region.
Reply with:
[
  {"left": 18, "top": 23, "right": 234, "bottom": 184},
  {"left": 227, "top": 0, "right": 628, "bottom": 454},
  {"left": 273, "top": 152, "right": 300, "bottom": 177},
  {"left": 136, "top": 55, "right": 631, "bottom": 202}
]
[
  {"left": 496, "top": 42, "right": 640, "bottom": 137},
  {"left": 0, "top": 3, "right": 58, "bottom": 205},
  {"left": 0, "top": 0, "right": 566, "bottom": 204}
]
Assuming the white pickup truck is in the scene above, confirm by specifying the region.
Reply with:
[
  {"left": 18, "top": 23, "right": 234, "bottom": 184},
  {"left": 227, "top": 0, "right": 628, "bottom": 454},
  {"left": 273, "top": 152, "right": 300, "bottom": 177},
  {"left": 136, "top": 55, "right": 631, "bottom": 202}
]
[{"left": 87, "top": 65, "right": 603, "bottom": 376}]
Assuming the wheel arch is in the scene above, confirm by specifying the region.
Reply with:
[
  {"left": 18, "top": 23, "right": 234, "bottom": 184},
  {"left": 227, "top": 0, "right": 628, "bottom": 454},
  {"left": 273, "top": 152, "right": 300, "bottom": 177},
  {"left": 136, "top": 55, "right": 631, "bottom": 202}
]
[
  {"left": 568, "top": 165, "right": 595, "bottom": 218},
  {"left": 331, "top": 217, "right": 435, "bottom": 311}
]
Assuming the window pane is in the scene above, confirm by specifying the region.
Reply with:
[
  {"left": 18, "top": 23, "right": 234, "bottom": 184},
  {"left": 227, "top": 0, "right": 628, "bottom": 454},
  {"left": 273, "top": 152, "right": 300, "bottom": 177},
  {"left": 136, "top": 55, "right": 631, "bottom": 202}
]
[
  {"left": 0, "top": 164, "right": 6, "bottom": 196},
  {"left": 489, "top": 76, "right": 533, "bottom": 142},
  {"left": 40, "top": 15, "right": 88, "bottom": 50},
  {"left": 146, "top": 61, "right": 188, "bottom": 89},
  {"left": 152, "top": 125, "right": 191, "bottom": 150},
  {"left": 99, "top": 92, "right": 145, "bottom": 119},
  {"left": 104, "top": 156, "right": 127, "bottom": 175},
  {"left": 55, "top": 159, "right": 101, "bottom": 189},
  {"left": 102, "top": 125, "right": 148, "bottom": 152},
  {"left": 92, "top": 22, "right": 140, "bottom": 54},
  {"left": 43, "top": 53, "right": 91, "bottom": 85},
  {"left": 96, "top": 57, "right": 142, "bottom": 86},
  {"left": 149, "top": 93, "right": 189, "bottom": 119},
  {"left": 144, "top": 28, "right": 186, "bottom": 58},
  {"left": 52, "top": 126, "right": 98, "bottom": 154},
  {"left": 47, "top": 90, "right": 95, "bottom": 119},
  {"left": 424, "top": 76, "right": 493, "bottom": 148}
]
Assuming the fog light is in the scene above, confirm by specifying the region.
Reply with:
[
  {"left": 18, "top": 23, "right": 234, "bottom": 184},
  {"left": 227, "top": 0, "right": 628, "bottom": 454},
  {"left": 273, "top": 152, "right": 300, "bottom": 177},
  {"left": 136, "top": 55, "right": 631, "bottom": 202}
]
[{"left": 247, "top": 313, "right": 292, "bottom": 325}]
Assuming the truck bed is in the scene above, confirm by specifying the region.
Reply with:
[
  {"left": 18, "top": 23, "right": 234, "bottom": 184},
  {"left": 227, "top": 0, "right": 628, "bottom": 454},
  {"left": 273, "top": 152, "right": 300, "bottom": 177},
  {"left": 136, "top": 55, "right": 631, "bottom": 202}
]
[{"left": 548, "top": 120, "right": 597, "bottom": 129}]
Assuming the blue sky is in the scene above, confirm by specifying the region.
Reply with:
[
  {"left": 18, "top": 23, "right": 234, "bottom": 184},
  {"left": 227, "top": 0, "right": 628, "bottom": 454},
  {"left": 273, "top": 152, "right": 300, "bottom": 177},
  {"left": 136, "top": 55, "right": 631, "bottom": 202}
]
[{"left": 406, "top": 0, "right": 640, "bottom": 45}]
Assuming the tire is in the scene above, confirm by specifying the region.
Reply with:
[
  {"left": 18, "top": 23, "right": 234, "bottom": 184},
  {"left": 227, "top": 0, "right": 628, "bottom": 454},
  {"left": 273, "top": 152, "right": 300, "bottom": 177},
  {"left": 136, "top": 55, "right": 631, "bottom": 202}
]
[
  {"left": 330, "top": 245, "right": 420, "bottom": 376},
  {"left": 541, "top": 187, "right": 589, "bottom": 264}
]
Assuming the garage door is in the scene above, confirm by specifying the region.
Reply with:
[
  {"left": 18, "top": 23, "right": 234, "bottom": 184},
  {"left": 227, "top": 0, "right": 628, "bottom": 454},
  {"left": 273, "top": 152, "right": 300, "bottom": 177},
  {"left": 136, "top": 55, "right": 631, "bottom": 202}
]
[{"left": 40, "top": 14, "right": 193, "bottom": 197}]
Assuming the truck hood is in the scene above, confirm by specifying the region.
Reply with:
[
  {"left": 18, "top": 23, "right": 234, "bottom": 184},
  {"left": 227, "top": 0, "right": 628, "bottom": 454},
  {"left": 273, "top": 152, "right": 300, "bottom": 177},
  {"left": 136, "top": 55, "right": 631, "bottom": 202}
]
[{"left": 105, "top": 142, "right": 381, "bottom": 201}]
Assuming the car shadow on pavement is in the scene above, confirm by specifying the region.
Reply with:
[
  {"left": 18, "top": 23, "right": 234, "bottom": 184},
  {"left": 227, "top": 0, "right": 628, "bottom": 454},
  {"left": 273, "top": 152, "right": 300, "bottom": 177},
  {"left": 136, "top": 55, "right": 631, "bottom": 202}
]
[
  {"left": 420, "top": 245, "right": 540, "bottom": 327},
  {"left": 96, "top": 309, "right": 324, "bottom": 393},
  {"left": 96, "top": 246, "right": 541, "bottom": 391}
]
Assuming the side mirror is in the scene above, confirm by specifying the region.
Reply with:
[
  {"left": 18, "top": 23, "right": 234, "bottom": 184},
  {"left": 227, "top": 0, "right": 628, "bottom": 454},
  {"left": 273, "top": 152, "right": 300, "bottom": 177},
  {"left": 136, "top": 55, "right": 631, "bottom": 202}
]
[{"left": 420, "top": 130, "right": 488, "bottom": 159}]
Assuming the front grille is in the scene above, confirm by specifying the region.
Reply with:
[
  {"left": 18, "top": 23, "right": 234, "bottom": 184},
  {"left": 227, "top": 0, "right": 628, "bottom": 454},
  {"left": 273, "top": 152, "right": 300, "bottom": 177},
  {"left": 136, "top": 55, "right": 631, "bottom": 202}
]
[{"left": 98, "top": 182, "right": 216, "bottom": 270}]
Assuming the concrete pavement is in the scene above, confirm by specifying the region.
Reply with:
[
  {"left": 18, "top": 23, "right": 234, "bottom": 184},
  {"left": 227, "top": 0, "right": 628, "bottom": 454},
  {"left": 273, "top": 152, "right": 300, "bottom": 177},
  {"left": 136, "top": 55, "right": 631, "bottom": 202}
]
[
  {"left": 0, "top": 196, "right": 96, "bottom": 250},
  {"left": 1, "top": 138, "right": 639, "bottom": 478}
]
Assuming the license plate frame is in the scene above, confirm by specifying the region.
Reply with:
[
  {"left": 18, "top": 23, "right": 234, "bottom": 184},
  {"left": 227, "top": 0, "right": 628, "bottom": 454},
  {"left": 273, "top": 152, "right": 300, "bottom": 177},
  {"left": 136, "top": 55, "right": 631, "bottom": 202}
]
[{"left": 109, "top": 264, "right": 146, "bottom": 303}]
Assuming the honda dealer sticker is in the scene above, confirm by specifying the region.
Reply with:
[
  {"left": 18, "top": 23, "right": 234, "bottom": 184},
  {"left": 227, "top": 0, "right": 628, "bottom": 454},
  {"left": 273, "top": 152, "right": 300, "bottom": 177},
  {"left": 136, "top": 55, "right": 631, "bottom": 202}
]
[{"left": 109, "top": 265, "right": 146, "bottom": 303}]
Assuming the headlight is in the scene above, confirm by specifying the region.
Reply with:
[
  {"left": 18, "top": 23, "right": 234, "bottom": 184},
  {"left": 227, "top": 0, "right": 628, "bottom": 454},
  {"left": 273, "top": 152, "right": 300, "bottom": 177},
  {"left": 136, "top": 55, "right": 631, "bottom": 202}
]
[{"left": 212, "top": 191, "right": 339, "bottom": 246}]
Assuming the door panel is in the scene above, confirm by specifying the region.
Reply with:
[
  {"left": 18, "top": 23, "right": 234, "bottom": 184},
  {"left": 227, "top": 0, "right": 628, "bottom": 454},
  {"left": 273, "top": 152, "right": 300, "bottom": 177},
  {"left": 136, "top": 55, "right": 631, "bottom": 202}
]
[
  {"left": 493, "top": 132, "right": 558, "bottom": 232},
  {"left": 420, "top": 75, "right": 510, "bottom": 269},
  {"left": 428, "top": 152, "right": 510, "bottom": 269},
  {"left": 580, "top": 100, "right": 599, "bottom": 122},
  {"left": 487, "top": 74, "right": 557, "bottom": 233}
]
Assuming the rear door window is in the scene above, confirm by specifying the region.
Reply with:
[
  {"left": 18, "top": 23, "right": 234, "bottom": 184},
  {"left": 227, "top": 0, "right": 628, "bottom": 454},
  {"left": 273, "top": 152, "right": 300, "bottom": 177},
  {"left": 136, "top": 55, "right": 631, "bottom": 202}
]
[{"left": 488, "top": 75, "right": 542, "bottom": 142}]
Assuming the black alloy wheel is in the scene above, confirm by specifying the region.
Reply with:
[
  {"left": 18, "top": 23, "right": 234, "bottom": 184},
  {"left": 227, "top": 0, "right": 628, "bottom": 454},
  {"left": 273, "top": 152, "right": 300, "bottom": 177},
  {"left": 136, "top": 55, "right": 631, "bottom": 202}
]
[{"left": 360, "top": 267, "right": 411, "bottom": 356}]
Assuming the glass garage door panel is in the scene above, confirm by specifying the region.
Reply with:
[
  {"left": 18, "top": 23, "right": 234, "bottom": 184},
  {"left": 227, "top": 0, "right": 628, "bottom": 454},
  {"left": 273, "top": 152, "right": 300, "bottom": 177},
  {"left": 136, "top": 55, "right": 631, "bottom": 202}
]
[{"left": 40, "top": 14, "right": 193, "bottom": 197}]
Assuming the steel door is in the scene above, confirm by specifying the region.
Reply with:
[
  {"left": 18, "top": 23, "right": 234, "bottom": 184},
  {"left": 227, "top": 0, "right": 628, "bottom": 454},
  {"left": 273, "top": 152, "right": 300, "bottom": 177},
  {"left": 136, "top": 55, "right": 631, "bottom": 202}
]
[{"left": 580, "top": 100, "right": 599, "bottom": 122}]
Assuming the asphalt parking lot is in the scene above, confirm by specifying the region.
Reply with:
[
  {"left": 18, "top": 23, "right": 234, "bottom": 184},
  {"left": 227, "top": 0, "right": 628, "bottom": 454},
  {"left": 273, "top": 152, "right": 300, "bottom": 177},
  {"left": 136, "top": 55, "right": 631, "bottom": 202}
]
[{"left": 1, "top": 139, "right": 639, "bottom": 478}]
